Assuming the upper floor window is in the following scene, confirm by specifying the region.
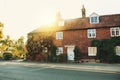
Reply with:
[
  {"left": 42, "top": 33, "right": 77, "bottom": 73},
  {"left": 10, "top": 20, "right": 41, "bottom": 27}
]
[
  {"left": 90, "top": 12, "right": 99, "bottom": 24},
  {"left": 110, "top": 27, "right": 120, "bottom": 37},
  {"left": 87, "top": 29, "right": 96, "bottom": 38},
  {"left": 56, "top": 47, "right": 63, "bottom": 55},
  {"left": 90, "top": 16, "right": 99, "bottom": 24},
  {"left": 56, "top": 32, "right": 63, "bottom": 40}
]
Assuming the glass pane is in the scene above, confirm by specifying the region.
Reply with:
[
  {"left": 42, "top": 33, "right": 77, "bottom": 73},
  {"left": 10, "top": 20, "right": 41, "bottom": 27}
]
[
  {"left": 116, "top": 46, "right": 120, "bottom": 56},
  {"left": 89, "top": 33, "right": 91, "bottom": 37},
  {"left": 91, "top": 17, "right": 94, "bottom": 23},
  {"left": 112, "top": 31, "right": 115, "bottom": 35},
  {"left": 94, "top": 17, "right": 97, "bottom": 22},
  {"left": 92, "top": 29, "right": 95, "bottom": 33},
  {"left": 88, "top": 47, "right": 97, "bottom": 56},
  {"left": 56, "top": 32, "right": 63, "bottom": 39},
  {"left": 116, "top": 28, "right": 120, "bottom": 35},
  {"left": 92, "top": 33, "right": 95, "bottom": 37}
]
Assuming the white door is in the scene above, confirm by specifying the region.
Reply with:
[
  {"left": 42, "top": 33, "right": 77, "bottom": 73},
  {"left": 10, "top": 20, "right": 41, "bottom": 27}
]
[{"left": 67, "top": 47, "right": 74, "bottom": 60}]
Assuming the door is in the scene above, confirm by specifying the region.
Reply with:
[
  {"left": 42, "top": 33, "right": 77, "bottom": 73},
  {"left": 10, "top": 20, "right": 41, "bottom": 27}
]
[{"left": 67, "top": 47, "right": 74, "bottom": 60}]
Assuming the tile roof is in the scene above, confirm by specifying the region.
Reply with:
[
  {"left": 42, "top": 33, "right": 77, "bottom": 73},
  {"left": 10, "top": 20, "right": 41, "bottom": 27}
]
[
  {"left": 29, "top": 14, "right": 120, "bottom": 34},
  {"left": 28, "top": 25, "right": 54, "bottom": 34},
  {"left": 59, "top": 14, "right": 120, "bottom": 30}
]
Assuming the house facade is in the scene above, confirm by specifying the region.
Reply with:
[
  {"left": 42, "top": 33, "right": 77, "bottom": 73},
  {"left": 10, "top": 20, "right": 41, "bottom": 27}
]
[{"left": 28, "top": 6, "right": 120, "bottom": 61}]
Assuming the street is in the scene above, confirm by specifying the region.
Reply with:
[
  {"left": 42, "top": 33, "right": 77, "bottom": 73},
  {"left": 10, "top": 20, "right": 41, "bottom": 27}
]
[{"left": 0, "top": 62, "right": 119, "bottom": 80}]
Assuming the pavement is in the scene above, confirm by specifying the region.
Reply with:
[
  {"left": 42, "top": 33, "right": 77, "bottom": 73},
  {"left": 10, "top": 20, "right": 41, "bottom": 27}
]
[{"left": 0, "top": 60, "right": 120, "bottom": 74}]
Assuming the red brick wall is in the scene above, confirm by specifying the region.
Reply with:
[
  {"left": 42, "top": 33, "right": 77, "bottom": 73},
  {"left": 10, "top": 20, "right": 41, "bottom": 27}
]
[
  {"left": 53, "top": 27, "right": 111, "bottom": 58},
  {"left": 96, "top": 28, "right": 111, "bottom": 39}
]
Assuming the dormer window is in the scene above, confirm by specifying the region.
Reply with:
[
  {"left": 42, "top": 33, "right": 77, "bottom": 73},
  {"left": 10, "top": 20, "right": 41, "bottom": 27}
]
[
  {"left": 58, "top": 20, "right": 64, "bottom": 26},
  {"left": 90, "top": 12, "right": 99, "bottom": 24},
  {"left": 90, "top": 16, "right": 99, "bottom": 23}
]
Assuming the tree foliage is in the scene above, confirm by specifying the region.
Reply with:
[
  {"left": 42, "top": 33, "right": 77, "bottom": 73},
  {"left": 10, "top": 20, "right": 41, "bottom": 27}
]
[
  {"left": 92, "top": 37, "right": 120, "bottom": 63},
  {"left": 0, "top": 22, "right": 26, "bottom": 60},
  {"left": 0, "top": 36, "right": 26, "bottom": 59},
  {"left": 0, "top": 22, "right": 4, "bottom": 38},
  {"left": 13, "top": 36, "right": 26, "bottom": 59},
  {"left": 26, "top": 34, "right": 56, "bottom": 61}
]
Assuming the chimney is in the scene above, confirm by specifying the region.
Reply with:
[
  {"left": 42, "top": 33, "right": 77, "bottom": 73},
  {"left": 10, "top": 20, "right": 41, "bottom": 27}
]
[
  {"left": 56, "top": 11, "right": 62, "bottom": 22},
  {"left": 81, "top": 5, "right": 86, "bottom": 18}
]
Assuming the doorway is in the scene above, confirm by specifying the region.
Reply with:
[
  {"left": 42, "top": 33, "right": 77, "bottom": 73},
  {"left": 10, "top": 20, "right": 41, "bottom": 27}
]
[{"left": 67, "top": 46, "right": 75, "bottom": 61}]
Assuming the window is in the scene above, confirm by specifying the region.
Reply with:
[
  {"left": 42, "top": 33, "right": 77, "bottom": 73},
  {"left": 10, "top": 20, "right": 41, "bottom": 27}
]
[
  {"left": 87, "top": 29, "right": 96, "bottom": 38},
  {"left": 56, "top": 47, "right": 63, "bottom": 55},
  {"left": 116, "top": 46, "right": 120, "bottom": 56},
  {"left": 90, "top": 12, "right": 99, "bottom": 24},
  {"left": 58, "top": 20, "right": 64, "bottom": 26},
  {"left": 110, "top": 27, "right": 120, "bottom": 37},
  {"left": 88, "top": 47, "right": 97, "bottom": 56},
  {"left": 56, "top": 32, "right": 63, "bottom": 39},
  {"left": 91, "top": 16, "right": 99, "bottom": 24}
]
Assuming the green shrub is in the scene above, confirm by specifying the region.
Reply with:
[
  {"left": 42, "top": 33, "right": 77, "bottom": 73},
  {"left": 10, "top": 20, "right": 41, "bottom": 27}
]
[
  {"left": 99, "top": 39, "right": 116, "bottom": 63},
  {"left": 49, "top": 54, "right": 67, "bottom": 62},
  {"left": 114, "top": 55, "right": 120, "bottom": 63},
  {"left": 91, "top": 39, "right": 101, "bottom": 47},
  {"left": 74, "top": 46, "right": 80, "bottom": 62},
  {"left": 49, "top": 56, "right": 57, "bottom": 62},
  {"left": 3, "top": 52, "right": 13, "bottom": 60},
  {"left": 92, "top": 37, "right": 120, "bottom": 63},
  {"left": 56, "top": 54, "right": 67, "bottom": 62},
  {"left": 49, "top": 45, "right": 57, "bottom": 62},
  {"left": 35, "top": 53, "right": 48, "bottom": 62}
]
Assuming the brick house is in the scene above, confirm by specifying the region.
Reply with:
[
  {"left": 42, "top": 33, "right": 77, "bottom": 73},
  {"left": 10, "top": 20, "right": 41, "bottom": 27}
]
[{"left": 28, "top": 6, "right": 120, "bottom": 61}]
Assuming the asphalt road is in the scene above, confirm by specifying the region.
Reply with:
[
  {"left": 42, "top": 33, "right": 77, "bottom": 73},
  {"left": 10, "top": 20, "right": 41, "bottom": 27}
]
[{"left": 0, "top": 62, "right": 119, "bottom": 80}]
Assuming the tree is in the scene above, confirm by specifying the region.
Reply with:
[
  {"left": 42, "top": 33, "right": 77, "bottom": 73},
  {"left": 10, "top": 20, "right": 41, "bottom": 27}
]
[
  {"left": 10, "top": 36, "right": 26, "bottom": 59},
  {"left": 0, "top": 22, "right": 4, "bottom": 39},
  {"left": 26, "top": 33, "right": 56, "bottom": 61},
  {"left": 0, "top": 22, "right": 26, "bottom": 60},
  {"left": 0, "top": 35, "right": 26, "bottom": 59},
  {"left": 26, "top": 38, "right": 40, "bottom": 60}
]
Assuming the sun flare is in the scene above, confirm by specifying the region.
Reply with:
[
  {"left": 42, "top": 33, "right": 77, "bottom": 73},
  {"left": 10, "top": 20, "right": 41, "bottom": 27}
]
[{"left": 45, "top": 18, "right": 55, "bottom": 25}]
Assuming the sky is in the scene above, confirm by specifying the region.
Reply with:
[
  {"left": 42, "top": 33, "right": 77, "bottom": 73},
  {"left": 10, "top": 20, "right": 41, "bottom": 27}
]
[{"left": 0, "top": 0, "right": 120, "bottom": 41}]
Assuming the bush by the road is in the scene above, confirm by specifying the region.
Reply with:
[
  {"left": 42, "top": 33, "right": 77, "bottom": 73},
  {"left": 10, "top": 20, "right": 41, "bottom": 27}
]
[{"left": 3, "top": 52, "right": 13, "bottom": 60}]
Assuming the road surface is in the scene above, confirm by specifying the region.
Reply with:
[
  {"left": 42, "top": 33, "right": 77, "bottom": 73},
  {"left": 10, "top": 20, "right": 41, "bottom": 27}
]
[{"left": 0, "top": 61, "right": 119, "bottom": 80}]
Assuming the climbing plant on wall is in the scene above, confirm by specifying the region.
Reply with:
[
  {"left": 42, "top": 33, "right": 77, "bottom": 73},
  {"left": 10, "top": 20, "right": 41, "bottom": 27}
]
[{"left": 91, "top": 37, "right": 120, "bottom": 63}]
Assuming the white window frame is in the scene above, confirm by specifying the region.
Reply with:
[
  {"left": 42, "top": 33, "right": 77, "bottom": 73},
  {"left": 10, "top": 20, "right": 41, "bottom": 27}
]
[
  {"left": 110, "top": 27, "right": 120, "bottom": 37},
  {"left": 90, "top": 16, "right": 99, "bottom": 24},
  {"left": 89, "top": 12, "right": 99, "bottom": 24},
  {"left": 88, "top": 47, "right": 97, "bottom": 56},
  {"left": 56, "top": 47, "right": 63, "bottom": 55},
  {"left": 116, "top": 46, "right": 120, "bottom": 56},
  {"left": 56, "top": 32, "right": 63, "bottom": 40},
  {"left": 87, "top": 29, "right": 96, "bottom": 38}
]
